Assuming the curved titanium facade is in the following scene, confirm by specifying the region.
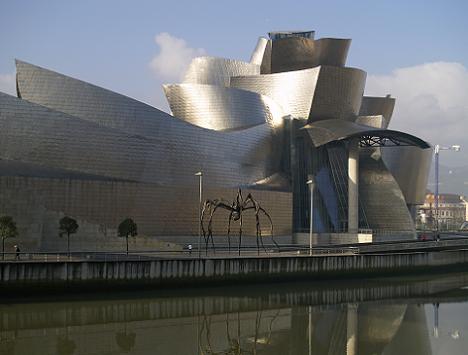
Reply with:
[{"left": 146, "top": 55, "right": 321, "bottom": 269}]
[
  {"left": 356, "top": 115, "right": 387, "bottom": 129},
  {"left": 163, "top": 83, "right": 285, "bottom": 131},
  {"left": 382, "top": 146, "right": 433, "bottom": 205},
  {"left": 14, "top": 61, "right": 286, "bottom": 184},
  {"left": 269, "top": 37, "right": 351, "bottom": 73},
  {"left": 309, "top": 66, "right": 366, "bottom": 121},
  {"left": 359, "top": 155, "right": 417, "bottom": 240},
  {"left": 359, "top": 96, "right": 396, "bottom": 127},
  {"left": 183, "top": 57, "right": 259, "bottom": 87},
  {"left": 259, "top": 39, "right": 272, "bottom": 74},
  {"left": 250, "top": 37, "right": 269, "bottom": 66},
  {"left": 0, "top": 92, "right": 152, "bottom": 182},
  {"left": 313, "top": 38, "right": 351, "bottom": 67},
  {"left": 230, "top": 68, "right": 320, "bottom": 119},
  {"left": 0, "top": 92, "right": 283, "bottom": 187},
  {"left": 232, "top": 66, "right": 368, "bottom": 122},
  {"left": 270, "top": 36, "right": 315, "bottom": 73},
  {"left": 15, "top": 60, "right": 173, "bottom": 134}
]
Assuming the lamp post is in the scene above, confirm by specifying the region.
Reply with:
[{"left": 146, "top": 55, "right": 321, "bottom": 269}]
[
  {"left": 195, "top": 171, "right": 203, "bottom": 258},
  {"left": 306, "top": 176, "right": 315, "bottom": 256},
  {"left": 434, "top": 145, "right": 460, "bottom": 236}
]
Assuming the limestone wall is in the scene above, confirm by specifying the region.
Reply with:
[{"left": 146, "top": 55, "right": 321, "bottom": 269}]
[{"left": 0, "top": 176, "right": 292, "bottom": 252}]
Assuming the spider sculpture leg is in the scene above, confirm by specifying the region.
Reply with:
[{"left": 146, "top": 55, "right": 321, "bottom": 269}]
[
  {"left": 201, "top": 201, "right": 212, "bottom": 252},
  {"left": 204, "top": 200, "right": 235, "bottom": 255},
  {"left": 242, "top": 196, "right": 264, "bottom": 254},
  {"left": 207, "top": 206, "right": 217, "bottom": 254},
  {"left": 244, "top": 194, "right": 278, "bottom": 253},
  {"left": 255, "top": 206, "right": 262, "bottom": 255},
  {"left": 259, "top": 206, "right": 279, "bottom": 252},
  {"left": 227, "top": 210, "right": 233, "bottom": 253},
  {"left": 238, "top": 213, "right": 243, "bottom": 256}
]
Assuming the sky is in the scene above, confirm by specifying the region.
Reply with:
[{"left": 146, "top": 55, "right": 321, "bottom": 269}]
[{"left": 0, "top": 0, "right": 467, "bottom": 167}]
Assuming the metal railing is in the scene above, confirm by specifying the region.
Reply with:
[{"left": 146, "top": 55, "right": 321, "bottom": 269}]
[{"left": 0, "top": 245, "right": 361, "bottom": 262}]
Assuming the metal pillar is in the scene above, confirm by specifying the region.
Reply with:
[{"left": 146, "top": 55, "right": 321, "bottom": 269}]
[
  {"left": 307, "top": 176, "right": 315, "bottom": 256},
  {"left": 348, "top": 139, "right": 359, "bottom": 234},
  {"left": 434, "top": 145, "right": 440, "bottom": 234},
  {"left": 434, "top": 144, "right": 461, "bottom": 234},
  {"left": 195, "top": 172, "right": 203, "bottom": 258}
]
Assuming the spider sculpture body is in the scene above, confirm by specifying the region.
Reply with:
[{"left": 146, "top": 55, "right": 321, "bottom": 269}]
[{"left": 200, "top": 189, "right": 279, "bottom": 255}]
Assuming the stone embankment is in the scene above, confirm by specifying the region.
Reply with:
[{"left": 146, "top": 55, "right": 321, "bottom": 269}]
[{"left": 2, "top": 248, "right": 468, "bottom": 295}]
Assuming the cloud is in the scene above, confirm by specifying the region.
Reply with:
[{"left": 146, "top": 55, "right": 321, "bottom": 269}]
[
  {"left": 366, "top": 62, "right": 468, "bottom": 166},
  {"left": 149, "top": 32, "right": 205, "bottom": 82},
  {"left": 0, "top": 73, "right": 15, "bottom": 96}
]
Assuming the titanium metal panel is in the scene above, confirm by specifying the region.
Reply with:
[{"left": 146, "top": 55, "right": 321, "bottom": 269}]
[
  {"left": 313, "top": 38, "right": 351, "bottom": 67},
  {"left": 308, "top": 66, "right": 366, "bottom": 122},
  {"left": 270, "top": 37, "right": 316, "bottom": 73},
  {"left": 260, "top": 39, "right": 272, "bottom": 74},
  {"left": 230, "top": 67, "right": 320, "bottom": 119},
  {"left": 0, "top": 92, "right": 153, "bottom": 182},
  {"left": 15, "top": 60, "right": 173, "bottom": 134},
  {"left": 382, "top": 146, "right": 433, "bottom": 204},
  {"left": 14, "top": 61, "right": 283, "bottom": 186},
  {"left": 183, "top": 57, "right": 260, "bottom": 87},
  {"left": 163, "top": 83, "right": 285, "bottom": 131},
  {"left": 359, "top": 96, "right": 396, "bottom": 127},
  {"left": 359, "top": 154, "right": 417, "bottom": 240},
  {"left": 303, "top": 119, "right": 430, "bottom": 148},
  {"left": 0, "top": 92, "right": 280, "bottom": 188},
  {"left": 0, "top": 159, "right": 121, "bottom": 181},
  {"left": 250, "top": 37, "right": 269, "bottom": 65},
  {"left": 269, "top": 37, "right": 351, "bottom": 73},
  {"left": 356, "top": 115, "right": 387, "bottom": 129},
  {"left": 248, "top": 172, "right": 291, "bottom": 192},
  {"left": 232, "top": 66, "right": 364, "bottom": 122}
]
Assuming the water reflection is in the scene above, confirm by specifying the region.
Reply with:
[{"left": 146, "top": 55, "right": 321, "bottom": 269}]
[{"left": 2, "top": 273, "right": 468, "bottom": 354}]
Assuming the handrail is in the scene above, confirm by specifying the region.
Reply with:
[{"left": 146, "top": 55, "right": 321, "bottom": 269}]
[{"left": 0, "top": 245, "right": 361, "bottom": 262}]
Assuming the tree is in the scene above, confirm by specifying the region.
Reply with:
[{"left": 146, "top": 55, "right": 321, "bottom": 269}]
[
  {"left": 0, "top": 216, "right": 18, "bottom": 261},
  {"left": 118, "top": 218, "right": 138, "bottom": 256},
  {"left": 59, "top": 216, "right": 79, "bottom": 258}
]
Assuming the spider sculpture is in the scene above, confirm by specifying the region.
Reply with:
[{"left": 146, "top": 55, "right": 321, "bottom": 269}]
[{"left": 201, "top": 189, "right": 279, "bottom": 255}]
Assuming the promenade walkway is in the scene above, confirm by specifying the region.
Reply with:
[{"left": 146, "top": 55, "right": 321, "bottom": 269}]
[{"left": 2, "top": 237, "right": 468, "bottom": 262}]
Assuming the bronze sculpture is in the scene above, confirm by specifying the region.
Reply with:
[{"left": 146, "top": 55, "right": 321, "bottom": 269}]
[{"left": 201, "top": 189, "right": 279, "bottom": 255}]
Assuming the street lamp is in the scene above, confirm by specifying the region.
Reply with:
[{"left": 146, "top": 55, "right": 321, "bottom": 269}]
[
  {"left": 434, "top": 144, "right": 460, "bottom": 236},
  {"left": 306, "top": 176, "right": 315, "bottom": 256},
  {"left": 195, "top": 171, "right": 203, "bottom": 257}
]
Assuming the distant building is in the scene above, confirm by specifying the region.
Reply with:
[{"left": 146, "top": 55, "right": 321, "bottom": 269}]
[{"left": 418, "top": 193, "right": 466, "bottom": 231}]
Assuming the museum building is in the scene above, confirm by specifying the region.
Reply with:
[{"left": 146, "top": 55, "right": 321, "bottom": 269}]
[{"left": 0, "top": 30, "right": 432, "bottom": 250}]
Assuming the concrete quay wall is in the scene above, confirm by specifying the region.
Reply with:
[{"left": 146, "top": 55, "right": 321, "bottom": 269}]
[{"left": 2, "top": 250, "right": 468, "bottom": 293}]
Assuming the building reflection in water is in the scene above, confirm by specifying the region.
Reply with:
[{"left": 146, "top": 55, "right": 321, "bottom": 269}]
[{"left": 2, "top": 273, "right": 468, "bottom": 354}]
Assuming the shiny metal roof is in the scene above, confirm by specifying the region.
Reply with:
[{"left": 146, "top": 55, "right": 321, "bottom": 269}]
[
  {"left": 183, "top": 56, "right": 259, "bottom": 87},
  {"left": 163, "top": 83, "right": 285, "bottom": 131}
]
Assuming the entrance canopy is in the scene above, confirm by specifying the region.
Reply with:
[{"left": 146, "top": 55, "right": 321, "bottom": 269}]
[{"left": 302, "top": 119, "right": 431, "bottom": 148}]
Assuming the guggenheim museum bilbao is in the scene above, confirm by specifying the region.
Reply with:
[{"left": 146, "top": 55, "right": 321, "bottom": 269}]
[{"left": 0, "top": 30, "right": 432, "bottom": 250}]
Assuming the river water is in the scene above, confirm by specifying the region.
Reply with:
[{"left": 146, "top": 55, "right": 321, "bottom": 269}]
[{"left": 2, "top": 272, "right": 468, "bottom": 354}]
